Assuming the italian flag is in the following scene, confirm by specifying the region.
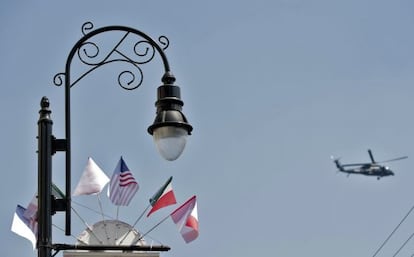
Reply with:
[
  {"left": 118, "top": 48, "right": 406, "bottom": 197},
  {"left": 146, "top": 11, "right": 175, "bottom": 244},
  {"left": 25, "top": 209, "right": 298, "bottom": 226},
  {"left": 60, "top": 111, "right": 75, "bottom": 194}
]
[
  {"left": 170, "top": 195, "right": 199, "bottom": 243},
  {"left": 147, "top": 176, "right": 177, "bottom": 217}
]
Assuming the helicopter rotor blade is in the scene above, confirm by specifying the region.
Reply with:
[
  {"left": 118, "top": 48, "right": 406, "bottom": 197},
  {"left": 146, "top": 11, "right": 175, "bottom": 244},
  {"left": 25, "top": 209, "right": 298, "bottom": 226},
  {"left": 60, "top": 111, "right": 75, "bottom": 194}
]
[
  {"left": 368, "top": 149, "right": 376, "bottom": 163},
  {"left": 378, "top": 156, "right": 408, "bottom": 163},
  {"left": 341, "top": 163, "right": 370, "bottom": 167}
]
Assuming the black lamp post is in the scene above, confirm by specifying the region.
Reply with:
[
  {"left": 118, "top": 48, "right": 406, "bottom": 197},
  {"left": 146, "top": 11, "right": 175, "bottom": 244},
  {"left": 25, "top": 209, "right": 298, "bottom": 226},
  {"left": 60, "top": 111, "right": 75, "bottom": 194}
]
[{"left": 37, "top": 22, "right": 192, "bottom": 257}]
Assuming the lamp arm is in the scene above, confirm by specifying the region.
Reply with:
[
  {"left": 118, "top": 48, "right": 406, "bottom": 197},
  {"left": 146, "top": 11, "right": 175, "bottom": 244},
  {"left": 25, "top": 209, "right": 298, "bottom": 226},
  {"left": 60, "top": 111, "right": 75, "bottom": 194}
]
[{"left": 51, "top": 21, "right": 175, "bottom": 235}]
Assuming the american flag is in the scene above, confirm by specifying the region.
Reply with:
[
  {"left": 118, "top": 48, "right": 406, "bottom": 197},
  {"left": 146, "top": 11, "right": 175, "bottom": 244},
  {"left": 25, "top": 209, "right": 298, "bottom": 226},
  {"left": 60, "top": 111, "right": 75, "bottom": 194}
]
[{"left": 108, "top": 157, "right": 139, "bottom": 206}]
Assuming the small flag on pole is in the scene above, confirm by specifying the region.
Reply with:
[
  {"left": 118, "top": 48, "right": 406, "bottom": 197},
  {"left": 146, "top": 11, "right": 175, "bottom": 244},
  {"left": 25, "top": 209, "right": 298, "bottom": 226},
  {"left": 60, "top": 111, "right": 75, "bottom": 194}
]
[
  {"left": 22, "top": 184, "right": 63, "bottom": 223},
  {"left": 147, "top": 176, "right": 176, "bottom": 217},
  {"left": 23, "top": 194, "right": 38, "bottom": 222},
  {"left": 73, "top": 157, "right": 109, "bottom": 196},
  {"left": 170, "top": 195, "right": 199, "bottom": 243},
  {"left": 52, "top": 183, "right": 65, "bottom": 198},
  {"left": 11, "top": 205, "right": 38, "bottom": 249},
  {"left": 108, "top": 157, "right": 139, "bottom": 206}
]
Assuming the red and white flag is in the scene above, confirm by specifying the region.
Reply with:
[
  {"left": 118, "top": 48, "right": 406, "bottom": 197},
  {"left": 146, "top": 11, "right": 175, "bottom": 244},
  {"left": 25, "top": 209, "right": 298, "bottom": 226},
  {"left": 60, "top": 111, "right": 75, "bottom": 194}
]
[
  {"left": 108, "top": 157, "right": 139, "bottom": 206},
  {"left": 147, "top": 176, "right": 176, "bottom": 217},
  {"left": 170, "top": 195, "right": 199, "bottom": 243},
  {"left": 73, "top": 157, "right": 109, "bottom": 196}
]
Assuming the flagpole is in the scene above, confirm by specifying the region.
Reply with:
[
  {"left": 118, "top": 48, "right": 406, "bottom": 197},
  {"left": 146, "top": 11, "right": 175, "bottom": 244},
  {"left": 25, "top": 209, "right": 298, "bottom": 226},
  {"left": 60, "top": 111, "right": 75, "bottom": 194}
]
[
  {"left": 118, "top": 204, "right": 151, "bottom": 245},
  {"left": 132, "top": 204, "right": 151, "bottom": 228},
  {"left": 72, "top": 200, "right": 114, "bottom": 219},
  {"left": 52, "top": 224, "right": 89, "bottom": 245},
  {"left": 116, "top": 206, "right": 120, "bottom": 221},
  {"left": 120, "top": 176, "right": 176, "bottom": 245},
  {"left": 131, "top": 213, "right": 171, "bottom": 245},
  {"left": 71, "top": 207, "right": 103, "bottom": 244},
  {"left": 114, "top": 206, "right": 121, "bottom": 245},
  {"left": 96, "top": 194, "right": 109, "bottom": 243}
]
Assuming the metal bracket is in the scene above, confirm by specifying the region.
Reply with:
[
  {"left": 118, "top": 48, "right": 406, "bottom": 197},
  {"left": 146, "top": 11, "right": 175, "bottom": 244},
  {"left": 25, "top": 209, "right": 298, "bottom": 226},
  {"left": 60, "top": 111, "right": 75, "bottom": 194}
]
[
  {"left": 51, "top": 197, "right": 67, "bottom": 215},
  {"left": 52, "top": 137, "right": 67, "bottom": 154}
]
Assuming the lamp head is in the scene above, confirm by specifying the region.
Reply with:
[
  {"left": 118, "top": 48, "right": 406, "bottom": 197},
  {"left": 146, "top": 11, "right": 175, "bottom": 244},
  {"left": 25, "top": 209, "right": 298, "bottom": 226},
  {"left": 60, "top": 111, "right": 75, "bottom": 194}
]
[{"left": 148, "top": 72, "right": 193, "bottom": 161}]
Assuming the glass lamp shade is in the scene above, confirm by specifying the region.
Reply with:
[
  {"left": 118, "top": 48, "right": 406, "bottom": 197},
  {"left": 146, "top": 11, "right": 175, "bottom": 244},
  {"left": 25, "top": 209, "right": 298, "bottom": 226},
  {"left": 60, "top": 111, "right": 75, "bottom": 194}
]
[{"left": 152, "top": 126, "right": 188, "bottom": 161}]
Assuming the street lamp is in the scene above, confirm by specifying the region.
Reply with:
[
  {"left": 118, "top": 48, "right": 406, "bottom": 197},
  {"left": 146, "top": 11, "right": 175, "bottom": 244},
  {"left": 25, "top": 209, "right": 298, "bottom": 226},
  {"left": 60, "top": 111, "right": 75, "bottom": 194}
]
[
  {"left": 37, "top": 22, "right": 192, "bottom": 257},
  {"left": 148, "top": 72, "right": 193, "bottom": 161}
]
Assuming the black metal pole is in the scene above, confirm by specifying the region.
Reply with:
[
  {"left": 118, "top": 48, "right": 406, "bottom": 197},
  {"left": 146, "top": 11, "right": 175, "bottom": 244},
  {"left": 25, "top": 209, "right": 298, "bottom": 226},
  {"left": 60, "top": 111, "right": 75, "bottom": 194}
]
[{"left": 38, "top": 97, "right": 53, "bottom": 257}]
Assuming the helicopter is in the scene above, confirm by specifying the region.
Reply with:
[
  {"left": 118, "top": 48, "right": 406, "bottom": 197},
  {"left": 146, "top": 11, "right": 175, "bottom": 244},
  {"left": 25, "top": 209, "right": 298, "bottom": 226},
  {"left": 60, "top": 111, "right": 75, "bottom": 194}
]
[{"left": 332, "top": 149, "right": 407, "bottom": 179}]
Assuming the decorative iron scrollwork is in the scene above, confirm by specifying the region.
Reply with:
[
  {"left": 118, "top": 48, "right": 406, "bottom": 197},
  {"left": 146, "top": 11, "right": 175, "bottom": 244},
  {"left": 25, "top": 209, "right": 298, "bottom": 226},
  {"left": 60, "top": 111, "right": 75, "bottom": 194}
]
[
  {"left": 81, "top": 21, "right": 94, "bottom": 36},
  {"left": 53, "top": 21, "right": 171, "bottom": 91}
]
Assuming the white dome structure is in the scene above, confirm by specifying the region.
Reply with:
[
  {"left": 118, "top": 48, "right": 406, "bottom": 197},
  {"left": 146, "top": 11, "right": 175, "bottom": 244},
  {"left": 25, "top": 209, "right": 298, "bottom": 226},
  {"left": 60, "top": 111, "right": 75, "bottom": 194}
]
[
  {"left": 76, "top": 220, "right": 145, "bottom": 246},
  {"left": 63, "top": 220, "right": 167, "bottom": 257}
]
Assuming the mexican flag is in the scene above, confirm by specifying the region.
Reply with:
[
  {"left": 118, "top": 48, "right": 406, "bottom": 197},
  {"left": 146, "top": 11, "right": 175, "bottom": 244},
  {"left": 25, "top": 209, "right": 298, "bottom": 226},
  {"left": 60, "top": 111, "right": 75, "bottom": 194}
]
[{"left": 147, "top": 176, "right": 177, "bottom": 217}]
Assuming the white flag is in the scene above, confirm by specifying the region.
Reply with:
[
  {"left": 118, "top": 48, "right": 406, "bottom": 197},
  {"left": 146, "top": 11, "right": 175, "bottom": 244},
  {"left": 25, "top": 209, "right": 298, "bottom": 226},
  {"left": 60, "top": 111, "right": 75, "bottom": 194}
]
[
  {"left": 73, "top": 157, "right": 109, "bottom": 196},
  {"left": 11, "top": 205, "right": 37, "bottom": 250}
]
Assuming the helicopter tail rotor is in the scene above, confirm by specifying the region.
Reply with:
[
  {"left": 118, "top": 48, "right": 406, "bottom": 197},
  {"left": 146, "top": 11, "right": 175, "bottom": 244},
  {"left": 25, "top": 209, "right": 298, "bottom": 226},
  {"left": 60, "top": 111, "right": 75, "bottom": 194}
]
[
  {"left": 330, "top": 155, "right": 341, "bottom": 161},
  {"left": 331, "top": 156, "right": 344, "bottom": 171}
]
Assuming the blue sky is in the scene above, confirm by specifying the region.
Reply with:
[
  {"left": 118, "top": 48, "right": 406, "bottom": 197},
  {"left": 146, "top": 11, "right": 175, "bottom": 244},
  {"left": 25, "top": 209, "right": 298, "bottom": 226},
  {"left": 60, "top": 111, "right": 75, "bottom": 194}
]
[{"left": 2, "top": 0, "right": 414, "bottom": 256}]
